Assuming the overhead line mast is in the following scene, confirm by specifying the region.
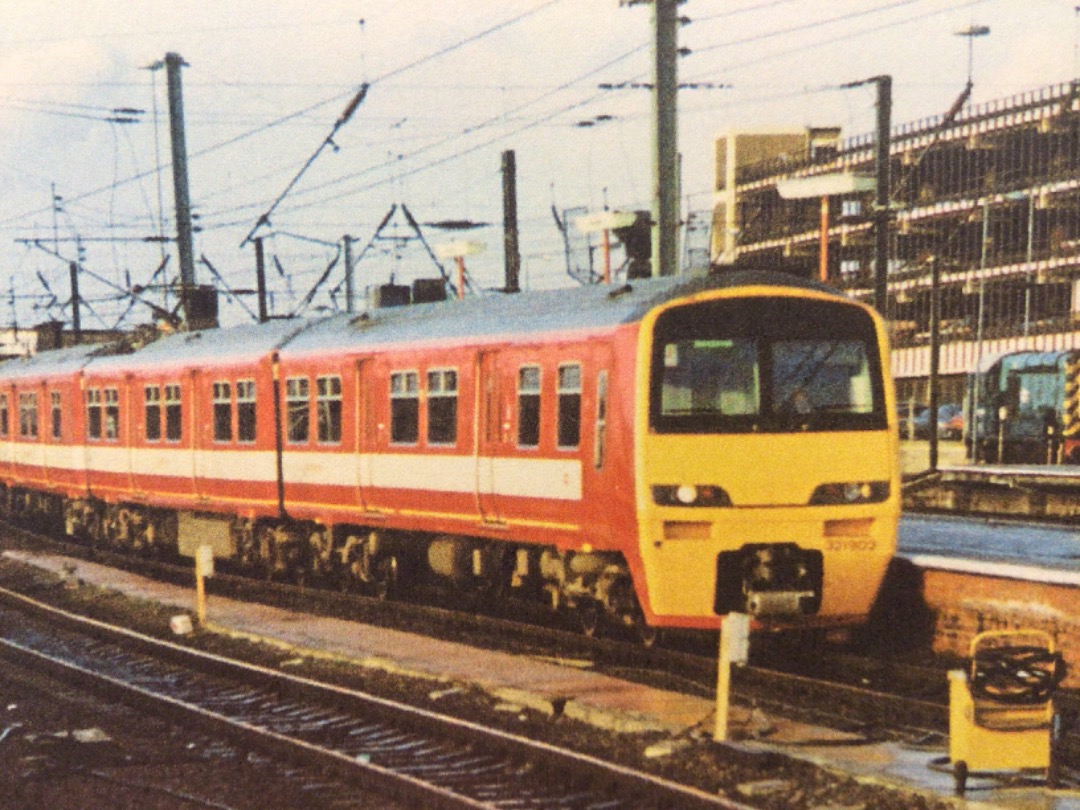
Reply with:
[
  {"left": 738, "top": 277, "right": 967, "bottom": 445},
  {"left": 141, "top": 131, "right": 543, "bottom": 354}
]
[
  {"left": 163, "top": 53, "right": 197, "bottom": 325},
  {"left": 622, "top": 0, "right": 681, "bottom": 277}
]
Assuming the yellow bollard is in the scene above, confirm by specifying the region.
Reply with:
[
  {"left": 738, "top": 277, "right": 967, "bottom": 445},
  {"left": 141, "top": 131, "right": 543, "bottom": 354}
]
[{"left": 714, "top": 612, "right": 750, "bottom": 742}]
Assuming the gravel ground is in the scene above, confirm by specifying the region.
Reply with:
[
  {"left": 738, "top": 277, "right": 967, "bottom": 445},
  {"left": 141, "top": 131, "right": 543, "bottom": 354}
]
[{"left": 0, "top": 554, "right": 954, "bottom": 810}]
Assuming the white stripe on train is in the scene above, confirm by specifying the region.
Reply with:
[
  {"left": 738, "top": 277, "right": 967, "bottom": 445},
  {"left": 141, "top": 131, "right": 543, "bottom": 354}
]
[{"left": 0, "top": 443, "right": 583, "bottom": 501}]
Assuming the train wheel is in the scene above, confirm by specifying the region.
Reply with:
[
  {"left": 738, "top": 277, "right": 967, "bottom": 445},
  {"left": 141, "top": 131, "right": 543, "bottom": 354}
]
[
  {"left": 578, "top": 601, "right": 602, "bottom": 639},
  {"left": 632, "top": 611, "right": 660, "bottom": 649},
  {"left": 85, "top": 509, "right": 105, "bottom": 551},
  {"left": 255, "top": 524, "right": 279, "bottom": 580},
  {"left": 367, "top": 555, "right": 399, "bottom": 600}
]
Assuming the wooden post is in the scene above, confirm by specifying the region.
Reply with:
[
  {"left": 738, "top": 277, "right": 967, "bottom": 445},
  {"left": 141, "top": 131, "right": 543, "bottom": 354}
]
[
  {"left": 819, "top": 196, "right": 829, "bottom": 282},
  {"left": 714, "top": 612, "right": 750, "bottom": 742},
  {"left": 195, "top": 543, "right": 214, "bottom": 626}
]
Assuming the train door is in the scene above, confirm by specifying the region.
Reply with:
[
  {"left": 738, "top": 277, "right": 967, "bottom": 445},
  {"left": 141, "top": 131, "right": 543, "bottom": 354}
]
[
  {"left": 123, "top": 373, "right": 136, "bottom": 496},
  {"left": 475, "top": 350, "right": 505, "bottom": 524},
  {"left": 354, "top": 358, "right": 372, "bottom": 512},
  {"left": 187, "top": 367, "right": 202, "bottom": 501},
  {"left": 581, "top": 346, "right": 616, "bottom": 548},
  {"left": 36, "top": 381, "right": 50, "bottom": 490}
]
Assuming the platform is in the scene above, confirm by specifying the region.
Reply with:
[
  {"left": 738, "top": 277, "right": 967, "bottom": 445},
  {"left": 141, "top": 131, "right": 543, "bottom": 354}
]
[
  {"left": 5, "top": 549, "right": 1080, "bottom": 808},
  {"left": 903, "top": 456, "right": 1080, "bottom": 520}
]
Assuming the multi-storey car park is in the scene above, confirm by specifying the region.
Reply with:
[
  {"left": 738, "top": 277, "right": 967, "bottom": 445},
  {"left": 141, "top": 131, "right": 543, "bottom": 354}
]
[{"left": 709, "top": 79, "right": 1080, "bottom": 438}]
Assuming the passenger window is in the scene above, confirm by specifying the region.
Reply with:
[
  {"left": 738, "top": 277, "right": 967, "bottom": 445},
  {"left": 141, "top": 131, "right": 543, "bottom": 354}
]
[
  {"left": 19, "top": 392, "right": 37, "bottom": 439},
  {"left": 427, "top": 369, "right": 458, "bottom": 445},
  {"left": 86, "top": 388, "right": 102, "bottom": 440},
  {"left": 164, "top": 384, "right": 182, "bottom": 442},
  {"left": 237, "top": 380, "right": 256, "bottom": 443},
  {"left": 104, "top": 388, "right": 120, "bottom": 440},
  {"left": 517, "top": 366, "right": 541, "bottom": 448},
  {"left": 317, "top": 375, "right": 342, "bottom": 444},
  {"left": 557, "top": 364, "right": 581, "bottom": 449},
  {"left": 0, "top": 394, "right": 8, "bottom": 437},
  {"left": 594, "top": 371, "right": 608, "bottom": 469},
  {"left": 213, "top": 381, "right": 232, "bottom": 442},
  {"left": 145, "top": 385, "right": 161, "bottom": 442},
  {"left": 286, "top": 377, "right": 310, "bottom": 444},
  {"left": 51, "top": 391, "right": 62, "bottom": 441},
  {"left": 390, "top": 371, "right": 419, "bottom": 444}
]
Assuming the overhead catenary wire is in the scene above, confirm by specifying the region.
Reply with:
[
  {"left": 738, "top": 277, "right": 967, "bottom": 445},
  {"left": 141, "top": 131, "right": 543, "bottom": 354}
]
[
  {"left": 240, "top": 83, "right": 370, "bottom": 247},
  {"left": 0, "top": 0, "right": 1007, "bottom": 329}
]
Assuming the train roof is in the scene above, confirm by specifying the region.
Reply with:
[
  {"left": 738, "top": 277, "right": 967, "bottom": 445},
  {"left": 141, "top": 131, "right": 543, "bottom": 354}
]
[
  {"left": 0, "top": 270, "right": 846, "bottom": 378},
  {"left": 974, "top": 348, "right": 1080, "bottom": 374},
  {"left": 279, "top": 270, "right": 840, "bottom": 358},
  {"left": 0, "top": 341, "right": 106, "bottom": 380},
  {"left": 87, "top": 316, "right": 318, "bottom": 375}
]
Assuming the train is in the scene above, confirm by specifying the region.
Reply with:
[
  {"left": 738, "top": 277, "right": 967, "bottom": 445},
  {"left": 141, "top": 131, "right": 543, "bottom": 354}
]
[
  {"left": 966, "top": 349, "right": 1080, "bottom": 464},
  {"left": 0, "top": 269, "right": 899, "bottom": 640}
]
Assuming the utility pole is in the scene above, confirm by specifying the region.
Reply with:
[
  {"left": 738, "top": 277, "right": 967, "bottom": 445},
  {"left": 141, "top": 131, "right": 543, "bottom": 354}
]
[
  {"left": 254, "top": 237, "right": 268, "bottom": 323},
  {"left": 164, "top": 52, "right": 197, "bottom": 326},
  {"left": 928, "top": 255, "right": 941, "bottom": 471},
  {"left": 652, "top": 0, "right": 680, "bottom": 277},
  {"left": 68, "top": 261, "right": 82, "bottom": 344},
  {"left": 872, "top": 75, "right": 892, "bottom": 313},
  {"left": 343, "top": 234, "right": 355, "bottom": 313},
  {"left": 501, "top": 150, "right": 521, "bottom": 293},
  {"left": 620, "top": 1, "right": 680, "bottom": 277}
]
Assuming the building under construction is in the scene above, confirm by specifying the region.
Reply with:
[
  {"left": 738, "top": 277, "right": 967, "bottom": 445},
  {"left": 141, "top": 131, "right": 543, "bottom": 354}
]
[{"left": 712, "top": 79, "right": 1080, "bottom": 406}]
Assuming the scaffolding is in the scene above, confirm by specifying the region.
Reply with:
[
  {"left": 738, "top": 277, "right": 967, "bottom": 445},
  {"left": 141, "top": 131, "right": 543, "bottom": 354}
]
[{"left": 715, "top": 80, "right": 1080, "bottom": 401}]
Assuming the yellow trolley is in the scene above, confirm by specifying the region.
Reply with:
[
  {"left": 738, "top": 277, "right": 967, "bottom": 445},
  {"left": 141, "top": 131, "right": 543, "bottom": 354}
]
[{"left": 949, "top": 630, "right": 1066, "bottom": 796}]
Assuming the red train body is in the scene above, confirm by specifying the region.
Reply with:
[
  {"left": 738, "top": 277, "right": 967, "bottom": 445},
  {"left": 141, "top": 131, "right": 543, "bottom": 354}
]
[{"left": 0, "top": 271, "right": 900, "bottom": 637}]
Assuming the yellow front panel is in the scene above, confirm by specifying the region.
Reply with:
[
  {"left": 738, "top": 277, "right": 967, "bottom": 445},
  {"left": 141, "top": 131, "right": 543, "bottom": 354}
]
[
  {"left": 637, "top": 433, "right": 897, "bottom": 619},
  {"left": 631, "top": 283, "right": 900, "bottom": 626}
]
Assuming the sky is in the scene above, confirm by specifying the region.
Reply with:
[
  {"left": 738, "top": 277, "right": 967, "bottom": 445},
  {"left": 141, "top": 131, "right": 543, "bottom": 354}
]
[{"left": 0, "top": 0, "right": 1077, "bottom": 330}]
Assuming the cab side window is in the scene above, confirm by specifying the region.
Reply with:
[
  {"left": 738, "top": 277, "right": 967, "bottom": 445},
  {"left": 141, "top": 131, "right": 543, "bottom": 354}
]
[
  {"left": 213, "top": 382, "right": 232, "bottom": 442},
  {"left": 86, "top": 388, "right": 102, "bottom": 440},
  {"left": 51, "top": 391, "right": 62, "bottom": 440},
  {"left": 427, "top": 369, "right": 457, "bottom": 445},
  {"left": 517, "top": 366, "right": 541, "bottom": 448},
  {"left": 286, "top": 377, "right": 310, "bottom": 444},
  {"left": 145, "top": 385, "right": 161, "bottom": 441},
  {"left": 165, "top": 384, "right": 182, "bottom": 442},
  {"left": 557, "top": 363, "right": 582, "bottom": 449},
  {"left": 390, "top": 371, "right": 419, "bottom": 445},
  {"left": 594, "top": 371, "right": 608, "bottom": 469},
  {"left": 317, "top": 375, "right": 342, "bottom": 444},
  {"left": 104, "top": 388, "right": 120, "bottom": 440},
  {"left": 237, "top": 380, "right": 257, "bottom": 443},
  {"left": 18, "top": 392, "right": 37, "bottom": 439}
]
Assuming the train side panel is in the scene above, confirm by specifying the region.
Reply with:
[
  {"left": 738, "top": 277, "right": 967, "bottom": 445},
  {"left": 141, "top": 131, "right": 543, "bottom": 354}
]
[{"left": 274, "top": 331, "right": 632, "bottom": 554}]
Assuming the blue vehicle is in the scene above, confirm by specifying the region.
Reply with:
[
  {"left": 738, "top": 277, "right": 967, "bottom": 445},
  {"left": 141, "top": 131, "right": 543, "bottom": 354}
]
[{"left": 965, "top": 350, "right": 1080, "bottom": 464}]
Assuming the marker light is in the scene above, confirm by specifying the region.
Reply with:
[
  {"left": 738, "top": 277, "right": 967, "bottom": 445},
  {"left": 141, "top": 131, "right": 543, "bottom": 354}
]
[
  {"left": 652, "top": 484, "right": 732, "bottom": 507},
  {"left": 808, "top": 481, "right": 889, "bottom": 505}
]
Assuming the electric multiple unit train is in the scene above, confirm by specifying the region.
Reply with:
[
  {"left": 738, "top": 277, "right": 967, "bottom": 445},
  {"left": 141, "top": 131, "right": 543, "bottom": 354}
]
[{"left": 0, "top": 270, "right": 900, "bottom": 638}]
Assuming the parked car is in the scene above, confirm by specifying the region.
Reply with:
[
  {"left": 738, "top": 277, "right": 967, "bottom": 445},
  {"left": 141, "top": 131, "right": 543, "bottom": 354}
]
[
  {"left": 897, "top": 403, "right": 927, "bottom": 439},
  {"left": 911, "top": 403, "right": 963, "bottom": 440},
  {"left": 938, "top": 403, "right": 964, "bottom": 440}
]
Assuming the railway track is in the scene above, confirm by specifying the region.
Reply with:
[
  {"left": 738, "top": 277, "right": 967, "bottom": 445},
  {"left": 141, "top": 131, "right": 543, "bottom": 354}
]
[
  {"left": 0, "top": 521, "right": 959, "bottom": 737},
  {"left": 0, "top": 581, "right": 740, "bottom": 810},
  {"left": 11, "top": 519, "right": 1080, "bottom": 789}
]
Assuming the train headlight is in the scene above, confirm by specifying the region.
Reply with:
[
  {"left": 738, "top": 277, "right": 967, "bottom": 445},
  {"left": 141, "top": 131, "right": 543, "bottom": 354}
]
[
  {"left": 808, "top": 481, "right": 889, "bottom": 505},
  {"left": 652, "top": 484, "right": 732, "bottom": 507}
]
